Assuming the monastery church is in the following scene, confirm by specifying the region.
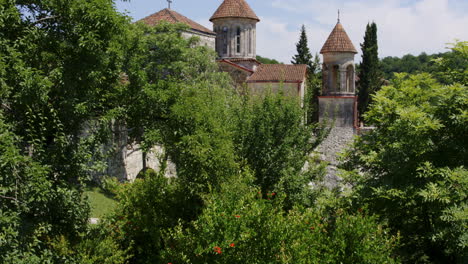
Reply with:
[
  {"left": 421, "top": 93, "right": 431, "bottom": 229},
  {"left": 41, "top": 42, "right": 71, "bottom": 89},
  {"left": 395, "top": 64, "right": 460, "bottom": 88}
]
[
  {"left": 139, "top": 0, "right": 358, "bottom": 127},
  {"left": 110, "top": 0, "right": 360, "bottom": 182}
]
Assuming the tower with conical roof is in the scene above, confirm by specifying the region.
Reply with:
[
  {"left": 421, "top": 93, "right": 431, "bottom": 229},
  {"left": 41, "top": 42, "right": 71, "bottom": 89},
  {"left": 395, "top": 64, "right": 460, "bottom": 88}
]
[
  {"left": 318, "top": 19, "right": 358, "bottom": 127},
  {"left": 210, "top": 0, "right": 259, "bottom": 59}
]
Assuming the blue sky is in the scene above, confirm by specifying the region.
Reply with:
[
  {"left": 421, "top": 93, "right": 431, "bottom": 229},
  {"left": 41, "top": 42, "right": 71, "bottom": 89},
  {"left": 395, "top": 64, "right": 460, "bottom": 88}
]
[{"left": 116, "top": 0, "right": 468, "bottom": 63}]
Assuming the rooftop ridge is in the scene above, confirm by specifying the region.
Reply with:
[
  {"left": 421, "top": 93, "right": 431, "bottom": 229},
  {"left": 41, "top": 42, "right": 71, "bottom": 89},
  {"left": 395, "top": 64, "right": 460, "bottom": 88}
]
[
  {"left": 320, "top": 22, "right": 357, "bottom": 54},
  {"left": 210, "top": 0, "right": 260, "bottom": 22},
  {"left": 138, "top": 8, "right": 215, "bottom": 35}
]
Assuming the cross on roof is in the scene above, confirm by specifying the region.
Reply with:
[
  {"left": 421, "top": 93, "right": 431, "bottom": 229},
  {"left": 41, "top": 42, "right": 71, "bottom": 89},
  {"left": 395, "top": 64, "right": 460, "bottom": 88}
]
[{"left": 167, "top": 0, "right": 172, "bottom": 9}]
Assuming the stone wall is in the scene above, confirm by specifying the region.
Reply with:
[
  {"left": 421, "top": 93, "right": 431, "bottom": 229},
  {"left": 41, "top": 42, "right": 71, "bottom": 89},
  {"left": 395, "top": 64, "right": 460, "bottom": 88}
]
[
  {"left": 315, "top": 126, "right": 356, "bottom": 188},
  {"left": 212, "top": 18, "right": 257, "bottom": 59},
  {"left": 218, "top": 62, "right": 252, "bottom": 89},
  {"left": 182, "top": 30, "right": 216, "bottom": 50},
  {"left": 104, "top": 122, "right": 176, "bottom": 182},
  {"left": 318, "top": 97, "right": 357, "bottom": 127},
  {"left": 247, "top": 81, "right": 305, "bottom": 106}
]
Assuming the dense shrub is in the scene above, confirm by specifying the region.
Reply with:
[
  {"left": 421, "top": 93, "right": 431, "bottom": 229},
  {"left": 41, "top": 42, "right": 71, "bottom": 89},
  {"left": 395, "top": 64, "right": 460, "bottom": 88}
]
[
  {"left": 161, "top": 175, "right": 399, "bottom": 264},
  {"left": 233, "top": 93, "right": 328, "bottom": 208},
  {"left": 344, "top": 69, "right": 468, "bottom": 263}
]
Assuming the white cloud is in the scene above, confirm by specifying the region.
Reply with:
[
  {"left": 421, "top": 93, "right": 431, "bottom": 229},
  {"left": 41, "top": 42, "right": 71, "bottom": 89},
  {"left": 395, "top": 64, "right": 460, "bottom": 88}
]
[{"left": 267, "top": 0, "right": 468, "bottom": 61}]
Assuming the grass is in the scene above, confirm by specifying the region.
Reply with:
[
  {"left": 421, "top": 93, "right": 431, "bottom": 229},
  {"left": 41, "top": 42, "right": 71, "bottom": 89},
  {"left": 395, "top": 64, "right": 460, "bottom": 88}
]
[{"left": 84, "top": 186, "right": 117, "bottom": 218}]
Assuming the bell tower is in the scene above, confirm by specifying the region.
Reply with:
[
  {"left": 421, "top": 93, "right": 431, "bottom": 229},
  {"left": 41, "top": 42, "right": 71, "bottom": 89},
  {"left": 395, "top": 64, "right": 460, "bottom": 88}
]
[
  {"left": 210, "top": 0, "right": 259, "bottom": 59},
  {"left": 319, "top": 18, "right": 358, "bottom": 127}
]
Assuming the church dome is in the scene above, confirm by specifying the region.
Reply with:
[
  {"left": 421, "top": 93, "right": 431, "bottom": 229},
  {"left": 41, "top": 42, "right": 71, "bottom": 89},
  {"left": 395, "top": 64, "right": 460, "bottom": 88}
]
[
  {"left": 320, "top": 22, "right": 357, "bottom": 54},
  {"left": 210, "top": 0, "right": 260, "bottom": 22}
]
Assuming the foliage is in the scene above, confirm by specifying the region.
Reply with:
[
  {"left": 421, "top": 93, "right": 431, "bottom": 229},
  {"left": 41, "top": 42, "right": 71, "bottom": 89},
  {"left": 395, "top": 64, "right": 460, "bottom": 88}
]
[
  {"left": 106, "top": 169, "right": 186, "bottom": 263},
  {"left": 0, "top": 0, "right": 129, "bottom": 261},
  {"left": 291, "top": 25, "right": 322, "bottom": 123},
  {"left": 120, "top": 22, "right": 239, "bottom": 196},
  {"left": 305, "top": 54, "right": 322, "bottom": 123},
  {"left": 291, "top": 25, "right": 316, "bottom": 72},
  {"left": 233, "top": 93, "right": 327, "bottom": 208},
  {"left": 344, "top": 71, "right": 468, "bottom": 263},
  {"left": 381, "top": 42, "right": 467, "bottom": 85},
  {"left": 433, "top": 41, "right": 468, "bottom": 86},
  {"left": 381, "top": 53, "right": 441, "bottom": 80},
  {"left": 256, "top": 55, "right": 281, "bottom": 64},
  {"left": 161, "top": 175, "right": 399, "bottom": 264},
  {"left": 357, "top": 22, "right": 382, "bottom": 120}
]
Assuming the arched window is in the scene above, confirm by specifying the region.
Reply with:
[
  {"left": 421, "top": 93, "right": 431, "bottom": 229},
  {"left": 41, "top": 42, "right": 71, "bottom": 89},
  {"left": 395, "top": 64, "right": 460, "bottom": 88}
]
[
  {"left": 236, "top": 27, "right": 241, "bottom": 53},
  {"left": 222, "top": 27, "right": 228, "bottom": 55},
  {"left": 247, "top": 27, "right": 252, "bottom": 54},
  {"left": 331, "top": 65, "right": 340, "bottom": 92},
  {"left": 346, "top": 65, "right": 354, "bottom": 93}
]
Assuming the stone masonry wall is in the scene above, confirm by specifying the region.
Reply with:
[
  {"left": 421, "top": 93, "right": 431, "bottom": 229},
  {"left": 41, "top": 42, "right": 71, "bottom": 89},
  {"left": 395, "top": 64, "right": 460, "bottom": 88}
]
[{"left": 315, "top": 126, "right": 356, "bottom": 188}]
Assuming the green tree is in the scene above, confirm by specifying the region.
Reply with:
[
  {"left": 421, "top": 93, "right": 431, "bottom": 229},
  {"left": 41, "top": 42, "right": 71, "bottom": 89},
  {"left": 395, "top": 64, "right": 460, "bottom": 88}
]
[
  {"left": 161, "top": 174, "right": 399, "bottom": 264},
  {"left": 0, "top": 0, "right": 129, "bottom": 261},
  {"left": 291, "top": 25, "right": 315, "bottom": 71},
  {"left": 233, "top": 93, "right": 327, "bottom": 208},
  {"left": 344, "top": 71, "right": 468, "bottom": 263},
  {"left": 256, "top": 55, "right": 281, "bottom": 64},
  {"left": 291, "top": 25, "right": 321, "bottom": 123},
  {"left": 357, "top": 22, "right": 382, "bottom": 120},
  {"left": 433, "top": 41, "right": 468, "bottom": 85}
]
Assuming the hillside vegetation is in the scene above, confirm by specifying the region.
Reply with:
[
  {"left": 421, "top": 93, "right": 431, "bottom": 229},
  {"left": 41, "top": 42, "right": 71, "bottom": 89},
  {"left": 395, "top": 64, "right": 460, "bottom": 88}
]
[{"left": 0, "top": 1, "right": 466, "bottom": 263}]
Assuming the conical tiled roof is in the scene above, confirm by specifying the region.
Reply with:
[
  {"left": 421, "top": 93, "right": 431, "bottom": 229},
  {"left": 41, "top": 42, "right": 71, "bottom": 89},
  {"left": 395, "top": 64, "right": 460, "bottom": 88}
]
[
  {"left": 210, "top": 0, "right": 259, "bottom": 22},
  {"left": 320, "top": 22, "right": 357, "bottom": 54},
  {"left": 138, "top": 8, "right": 215, "bottom": 35}
]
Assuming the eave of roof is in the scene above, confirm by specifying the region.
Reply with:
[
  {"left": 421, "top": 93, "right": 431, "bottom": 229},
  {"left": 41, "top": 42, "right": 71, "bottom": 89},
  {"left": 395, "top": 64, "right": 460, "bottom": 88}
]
[
  {"left": 210, "top": 0, "right": 260, "bottom": 22},
  {"left": 247, "top": 64, "right": 307, "bottom": 83},
  {"left": 218, "top": 59, "right": 254, "bottom": 73},
  {"left": 138, "top": 8, "right": 215, "bottom": 35},
  {"left": 320, "top": 22, "right": 357, "bottom": 54}
]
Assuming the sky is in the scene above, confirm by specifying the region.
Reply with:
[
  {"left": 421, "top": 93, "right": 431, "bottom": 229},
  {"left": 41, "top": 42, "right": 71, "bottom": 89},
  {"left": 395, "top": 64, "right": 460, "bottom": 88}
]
[{"left": 116, "top": 0, "right": 468, "bottom": 63}]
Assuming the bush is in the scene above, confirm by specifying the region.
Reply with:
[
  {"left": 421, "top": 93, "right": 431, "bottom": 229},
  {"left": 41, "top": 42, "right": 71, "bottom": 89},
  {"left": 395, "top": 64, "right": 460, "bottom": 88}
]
[
  {"left": 161, "top": 174, "right": 399, "bottom": 264},
  {"left": 233, "top": 92, "right": 328, "bottom": 208},
  {"left": 344, "top": 72, "right": 468, "bottom": 263}
]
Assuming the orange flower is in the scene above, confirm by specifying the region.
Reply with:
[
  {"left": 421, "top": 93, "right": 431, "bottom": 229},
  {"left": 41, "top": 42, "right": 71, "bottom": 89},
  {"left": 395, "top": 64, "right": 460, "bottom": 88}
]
[
  {"left": 230, "top": 243, "right": 235, "bottom": 247},
  {"left": 234, "top": 215, "right": 240, "bottom": 218},
  {"left": 213, "top": 246, "right": 222, "bottom": 254}
]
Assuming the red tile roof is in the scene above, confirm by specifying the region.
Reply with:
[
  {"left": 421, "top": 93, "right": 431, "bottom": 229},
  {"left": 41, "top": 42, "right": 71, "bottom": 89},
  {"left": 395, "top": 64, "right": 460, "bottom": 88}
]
[
  {"left": 247, "top": 64, "right": 307, "bottom": 83},
  {"left": 138, "top": 8, "right": 215, "bottom": 35},
  {"left": 320, "top": 22, "right": 357, "bottom": 54},
  {"left": 210, "top": 0, "right": 260, "bottom": 22},
  {"left": 227, "top": 58, "right": 261, "bottom": 64},
  {"left": 218, "top": 59, "right": 254, "bottom": 73}
]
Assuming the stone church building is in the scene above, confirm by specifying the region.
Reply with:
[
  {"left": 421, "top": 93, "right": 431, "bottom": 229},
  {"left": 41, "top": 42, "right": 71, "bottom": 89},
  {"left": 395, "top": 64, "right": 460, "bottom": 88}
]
[
  {"left": 109, "top": 0, "right": 359, "bottom": 182},
  {"left": 139, "top": 0, "right": 308, "bottom": 105}
]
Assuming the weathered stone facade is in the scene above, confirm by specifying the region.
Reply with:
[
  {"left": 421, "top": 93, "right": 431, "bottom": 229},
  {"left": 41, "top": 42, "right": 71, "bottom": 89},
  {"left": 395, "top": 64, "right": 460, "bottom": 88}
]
[
  {"left": 181, "top": 30, "right": 215, "bottom": 50},
  {"left": 212, "top": 18, "right": 257, "bottom": 59},
  {"left": 322, "top": 52, "right": 356, "bottom": 95},
  {"left": 318, "top": 97, "right": 357, "bottom": 127},
  {"left": 315, "top": 126, "right": 356, "bottom": 188},
  {"left": 106, "top": 122, "right": 176, "bottom": 182},
  {"left": 218, "top": 61, "right": 253, "bottom": 88}
]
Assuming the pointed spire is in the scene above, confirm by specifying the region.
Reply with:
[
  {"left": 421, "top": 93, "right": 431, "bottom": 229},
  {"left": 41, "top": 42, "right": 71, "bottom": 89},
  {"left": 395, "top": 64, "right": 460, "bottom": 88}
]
[
  {"left": 338, "top": 9, "right": 340, "bottom": 23},
  {"left": 210, "top": 0, "right": 259, "bottom": 22},
  {"left": 320, "top": 20, "right": 357, "bottom": 54}
]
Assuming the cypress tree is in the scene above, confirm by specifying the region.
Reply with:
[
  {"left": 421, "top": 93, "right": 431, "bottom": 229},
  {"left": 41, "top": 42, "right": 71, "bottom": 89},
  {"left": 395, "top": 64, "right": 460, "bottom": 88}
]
[
  {"left": 292, "top": 25, "right": 314, "bottom": 71},
  {"left": 292, "top": 25, "right": 321, "bottom": 123},
  {"left": 358, "top": 22, "right": 381, "bottom": 120}
]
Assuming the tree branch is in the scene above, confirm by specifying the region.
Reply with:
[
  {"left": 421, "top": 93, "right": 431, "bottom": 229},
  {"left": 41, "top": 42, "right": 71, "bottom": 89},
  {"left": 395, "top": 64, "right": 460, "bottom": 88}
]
[
  {"left": 1, "top": 103, "right": 11, "bottom": 111},
  {"left": 33, "top": 16, "right": 58, "bottom": 25},
  {"left": 0, "top": 195, "right": 19, "bottom": 202}
]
